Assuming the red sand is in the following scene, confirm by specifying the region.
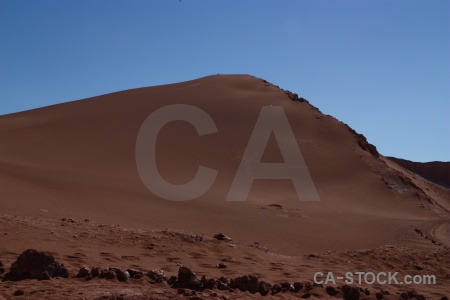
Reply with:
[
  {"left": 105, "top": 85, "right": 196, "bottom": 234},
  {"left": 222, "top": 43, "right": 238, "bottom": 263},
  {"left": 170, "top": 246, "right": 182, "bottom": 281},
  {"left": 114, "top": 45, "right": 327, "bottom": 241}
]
[{"left": 0, "top": 75, "right": 449, "bottom": 299}]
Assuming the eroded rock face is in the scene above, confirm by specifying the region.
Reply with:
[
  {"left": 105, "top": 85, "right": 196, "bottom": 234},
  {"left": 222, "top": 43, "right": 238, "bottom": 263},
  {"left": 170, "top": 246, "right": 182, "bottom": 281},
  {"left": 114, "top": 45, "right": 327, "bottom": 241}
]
[
  {"left": 2, "top": 249, "right": 69, "bottom": 281},
  {"left": 0, "top": 260, "right": 4, "bottom": 275},
  {"left": 345, "top": 125, "right": 379, "bottom": 158}
]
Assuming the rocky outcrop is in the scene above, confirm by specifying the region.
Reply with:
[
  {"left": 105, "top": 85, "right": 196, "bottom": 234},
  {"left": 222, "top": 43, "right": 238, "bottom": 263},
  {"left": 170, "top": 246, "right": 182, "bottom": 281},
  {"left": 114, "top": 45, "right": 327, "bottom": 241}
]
[{"left": 345, "top": 125, "right": 379, "bottom": 158}]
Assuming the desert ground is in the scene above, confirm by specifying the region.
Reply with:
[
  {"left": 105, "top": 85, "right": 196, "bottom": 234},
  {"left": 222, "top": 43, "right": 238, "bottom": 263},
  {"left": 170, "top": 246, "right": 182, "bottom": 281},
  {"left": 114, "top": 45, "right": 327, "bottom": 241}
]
[{"left": 1, "top": 75, "right": 449, "bottom": 299}]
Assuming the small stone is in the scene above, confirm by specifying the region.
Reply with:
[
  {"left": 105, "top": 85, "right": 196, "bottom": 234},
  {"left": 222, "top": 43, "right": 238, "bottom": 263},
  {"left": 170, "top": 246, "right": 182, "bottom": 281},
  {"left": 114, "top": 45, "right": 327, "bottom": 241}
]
[
  {"left": 98, "top": 268, "right": 108, "bottom": 278},
  {"left": 217, "top": 279, "right": 228, "bottom": 290},
  {"left": 268, "top": 204, "right": 283, "bottom": 209},
  {"left": 200, "top": 276, "right": 216, "bottom": 290},
  {"left": 258, "top": 281, "right": 271, "bottom": 296},
  {"left": 213, "top": 233, "right": 232, "bottom": 241},
  {"left": 342, "top": 285, "right": 360, "bottom": 300},
  {"left": 147, "top": 269, "right": 167, "bottom": 283},
  {"left": 272, "top": 283, "right": 282, "bottom": 295},
  {"left": 167, "top": 275, "right": 177, "bottom": 285},
  {"left": 230, "top": 275, "right": 258, "bottom": 294},
  {"left": 217, "top": 263, "right": 227, "bottom": 269},
  {"left": 326, "top": 286, "right": 339, "bottom": 296},
  {"left": 105, "top": 269, "right": 116, "bottom": 280},
  {"left": 183, "top": 234, "right": 204, "bottom": 243},
  {"left": 90, "top": 267, "right": 100, "bottom": 277},
  {"left": 293, "top": 281, "right": 304, "bottom": 292},
  {"left": 304, "top": 282, "right": 313, "bottom": 291},
  {"left": 280, "top": 281, "right": 291, "bottom": 291},
  {"left": 126, "top": 268, "right": 143, "bottom": 279},
  {"left": 301, "top": 292, "right": 311, "bottom": 298},
  {"left": 76, "top": 267, "right": 90, "bottom": 278},
  {"left": 116, "top": 269, "right": 129, "bottom": 282}
]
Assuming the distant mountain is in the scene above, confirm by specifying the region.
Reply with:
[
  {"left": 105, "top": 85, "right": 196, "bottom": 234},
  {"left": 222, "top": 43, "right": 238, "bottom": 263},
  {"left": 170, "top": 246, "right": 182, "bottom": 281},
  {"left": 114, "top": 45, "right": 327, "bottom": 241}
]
[{"left": 387, "top": 157, "right": 450, "bottom": 189}]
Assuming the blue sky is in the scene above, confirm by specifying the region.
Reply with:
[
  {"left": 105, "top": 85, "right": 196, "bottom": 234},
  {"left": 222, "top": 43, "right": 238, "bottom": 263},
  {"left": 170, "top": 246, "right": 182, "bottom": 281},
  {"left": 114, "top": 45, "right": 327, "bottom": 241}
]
[{"left": 0, "top": 0, "right": 449, "bottom": 162}]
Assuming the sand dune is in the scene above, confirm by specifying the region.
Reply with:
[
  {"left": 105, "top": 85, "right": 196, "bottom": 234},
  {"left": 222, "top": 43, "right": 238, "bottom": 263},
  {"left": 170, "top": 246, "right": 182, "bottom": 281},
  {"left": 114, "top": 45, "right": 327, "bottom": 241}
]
[{"left": 0, "top": 75, "right": 449, "bottom": 299}]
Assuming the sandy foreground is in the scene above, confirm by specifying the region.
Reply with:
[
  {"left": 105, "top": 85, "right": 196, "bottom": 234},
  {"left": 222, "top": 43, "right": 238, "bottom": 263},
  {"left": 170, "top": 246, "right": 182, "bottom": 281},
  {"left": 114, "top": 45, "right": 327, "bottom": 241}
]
[{"left": 0, "top": 75, "right": 449, "bottom": 299}]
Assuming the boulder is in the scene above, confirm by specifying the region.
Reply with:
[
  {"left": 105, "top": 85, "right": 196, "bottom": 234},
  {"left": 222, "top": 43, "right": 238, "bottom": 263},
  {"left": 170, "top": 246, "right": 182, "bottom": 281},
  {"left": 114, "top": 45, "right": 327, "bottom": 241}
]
[
  {"left": 177, "top": 266, "right": 202, "bottom": 290},
  {"left": 2, "top": 249, "right": 69, "bottom": 281}
]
